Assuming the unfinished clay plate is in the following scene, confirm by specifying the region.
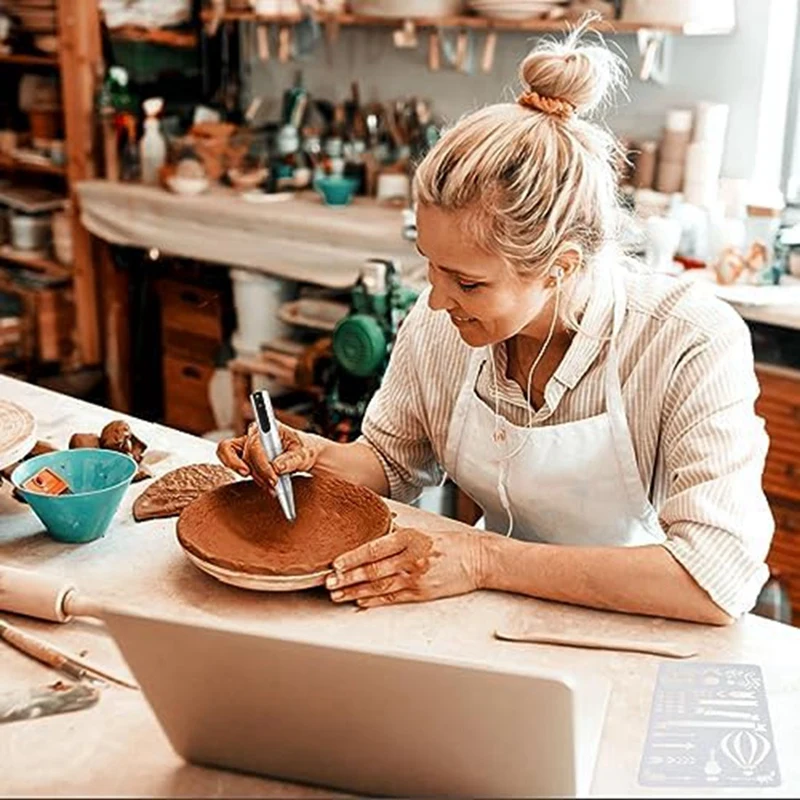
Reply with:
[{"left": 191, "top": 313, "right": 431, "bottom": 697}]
[{"left": 176, "top": 473, "right": 392, "bottom": 591}]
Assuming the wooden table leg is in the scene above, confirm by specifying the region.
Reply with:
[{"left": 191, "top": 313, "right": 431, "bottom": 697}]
[{"left": 97, "top": 240, "right": 131, "bottom": 412}]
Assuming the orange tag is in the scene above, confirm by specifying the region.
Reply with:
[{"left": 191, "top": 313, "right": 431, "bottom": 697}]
[{"left": 22, "top": 467, "right": 71, "bottom": 496}]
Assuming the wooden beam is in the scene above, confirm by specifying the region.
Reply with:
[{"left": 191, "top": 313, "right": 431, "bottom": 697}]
[
  {"left": 97, "top": 240, "right": 131, "bottom": 412},
  {"left": 58, "top": 0, "right": 102, "bottom": 366}
]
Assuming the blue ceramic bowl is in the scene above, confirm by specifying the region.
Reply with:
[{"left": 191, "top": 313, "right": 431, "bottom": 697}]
[
  {"left": 11, "top": 449, "right": 137, "bottom": 544},
  {"left": 314, "top": 175, "right": 358, "bottom": 206}
]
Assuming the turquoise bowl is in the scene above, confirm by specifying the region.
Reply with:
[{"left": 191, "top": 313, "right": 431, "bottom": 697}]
[
  {"left": 314, "top": 175, "right": 358, "bottom": 206},
  {"left": 11, "top": 449, "right": 137, "bottom": 544}
]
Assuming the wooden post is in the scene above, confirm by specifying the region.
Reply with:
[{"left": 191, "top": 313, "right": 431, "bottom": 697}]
[
  {"left": 97, "top": 241, "right": 131, "bottom": 412},
  {"left": 58, "top": 0, "right": 102, "bottom": 367}
]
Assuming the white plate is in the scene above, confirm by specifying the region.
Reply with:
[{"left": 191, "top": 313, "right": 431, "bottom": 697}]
[
  {"left": 0, "top": 400, "right": 36, "bottom": 472},
  {"left": 183, "top": 550, "right": 333, "bottom": 592},
  {"left": 468, "top": 2, "right": 562, "bottom": 18},
  {"left": 470, "top": 0, "right": 564, "bottom": 5}
]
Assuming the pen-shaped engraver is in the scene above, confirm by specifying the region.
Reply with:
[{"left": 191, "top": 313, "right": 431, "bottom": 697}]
[{"left": 250, "top": 390, "right": 296, "bottom": 522}]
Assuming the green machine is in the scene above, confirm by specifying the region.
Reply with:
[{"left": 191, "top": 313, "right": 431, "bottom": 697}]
[{"left": 321, "top": 259, "right": 418, "bottom": 441}]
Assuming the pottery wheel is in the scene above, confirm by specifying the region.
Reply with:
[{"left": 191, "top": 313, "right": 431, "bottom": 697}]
[
  {"left": 0, "top": 400, "right": 36, "bottom": 472},
  {"left": 177, "top": 473, "right": 392, "bottom": 579}
]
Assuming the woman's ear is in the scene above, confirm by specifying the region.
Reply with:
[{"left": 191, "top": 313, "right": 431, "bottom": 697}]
[{"left": 549, "top": 247, "right": 583, "bottom": 286}]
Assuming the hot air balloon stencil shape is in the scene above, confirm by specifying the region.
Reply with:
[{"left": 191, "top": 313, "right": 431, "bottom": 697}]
[{"left": 720, "top": 730, "right": 772, "bottom": 776}]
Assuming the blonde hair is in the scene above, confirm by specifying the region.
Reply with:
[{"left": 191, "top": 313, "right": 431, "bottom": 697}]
[{"left": 414, "top": 17, "right": 629, "bottom": 329}]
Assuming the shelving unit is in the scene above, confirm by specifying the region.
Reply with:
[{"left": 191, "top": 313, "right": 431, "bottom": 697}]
[
  {"left": 0, "top": 154, "right": 66, "bottom": 178},
  {"left": 201, "top": 9, "right": 735, "bottom": 36},
  {"left": 108, "top": 25, "right": 198, "bottom": 48},
  {"left": 0, "top": 0, "right": 102, "bottom": 377},
  {"left": 0, "top": 53, "right": 60, "bottom": 67},
  {"left": 0, "top": 245, "right": 70, "bottom": 280}
]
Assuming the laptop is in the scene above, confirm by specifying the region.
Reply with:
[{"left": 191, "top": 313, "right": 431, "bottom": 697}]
[{"left": 103, "top": 607, "right": 610, "bottom": 798}]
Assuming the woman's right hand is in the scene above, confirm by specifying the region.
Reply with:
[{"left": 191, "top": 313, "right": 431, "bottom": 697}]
[{"left": 216, "top": 423, "right": 324, "bottom": 490}]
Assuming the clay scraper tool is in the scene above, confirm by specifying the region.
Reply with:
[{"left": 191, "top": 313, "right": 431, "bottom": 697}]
[{"left": 250, "top": 389, "right": 296, "bottom": 522}]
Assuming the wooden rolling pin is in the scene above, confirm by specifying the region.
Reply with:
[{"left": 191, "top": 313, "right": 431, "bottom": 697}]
[
  {"left": 495, "top": 629, "right": 698, "bottom": 659},
  {"left": 0, "top": 566, "right": 104, "bottom": 623}
]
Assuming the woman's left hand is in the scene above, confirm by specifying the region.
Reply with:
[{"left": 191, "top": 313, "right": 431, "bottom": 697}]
[{"left": 326, "top": 526, "right": 483, "bottom": 608}]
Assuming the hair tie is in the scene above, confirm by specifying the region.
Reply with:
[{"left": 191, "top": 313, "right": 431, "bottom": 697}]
[{"left": 517, "top": 90, "right": 575, "bottom": 120}]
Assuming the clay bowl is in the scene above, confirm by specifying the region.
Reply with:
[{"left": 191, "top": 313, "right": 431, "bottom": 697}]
[{"left": 176, "top": 473, "right": 392, "bottom": 591}]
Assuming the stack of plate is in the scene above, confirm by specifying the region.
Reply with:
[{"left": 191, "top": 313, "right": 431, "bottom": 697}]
[
  {"left": 467, "top": 0, "right": 568, "bottom": 21},
  {"left": 99, "top": 0, "right": 190, "bottom": 29},
  {"left": 6, "top": 0, "right": 58, "bottom": 34}
]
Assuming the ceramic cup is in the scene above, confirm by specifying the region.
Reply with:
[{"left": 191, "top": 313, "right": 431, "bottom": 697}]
[{"left": 314, "top": 175, "right": 358, "bottom": 207}]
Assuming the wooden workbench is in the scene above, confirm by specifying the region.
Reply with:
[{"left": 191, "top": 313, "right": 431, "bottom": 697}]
[{"left": 2, "top": 374, "right": 800, "bottom": 797}]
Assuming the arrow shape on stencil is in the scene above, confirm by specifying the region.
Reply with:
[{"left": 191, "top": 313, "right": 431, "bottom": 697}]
[
  {"left": 653, "top": 742, "right": 695, "bottom": 750},
  {"left": 657, "top": 720, "right": 757, "bottom": 729},
  {"left": 696, "top": 708, "right": 759, "bottom": 720},
  {"left": 700, "top": 699, "right": 758, "bottom": 707}
]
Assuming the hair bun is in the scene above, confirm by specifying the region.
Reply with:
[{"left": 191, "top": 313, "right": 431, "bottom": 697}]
[{"left": 519, "top": 16, "right": 626, "bottom": 117}]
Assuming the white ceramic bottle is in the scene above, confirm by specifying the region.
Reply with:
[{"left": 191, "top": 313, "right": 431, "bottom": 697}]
[{"left": 139, "top": 97, "right": 166, "bottom": 185}]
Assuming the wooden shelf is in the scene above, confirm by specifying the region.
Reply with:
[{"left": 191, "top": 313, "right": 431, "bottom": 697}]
[
  {"left": 0, "top": 245, "right": 71, "bottom": 281},
  {"left": 108, "top": 25, "right": 198, "bottom": 48},
  {"left": 201, "top": 10, "right": 734, "bottom": 36},
  {"left": 0, "top": 53, "right": 59, "bottom": 67},
  {"left": 0, "top": 155, "right": 66, "bottom": 177}
]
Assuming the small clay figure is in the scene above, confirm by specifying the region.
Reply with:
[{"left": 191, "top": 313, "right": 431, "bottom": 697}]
[
  {"left": 69, "top": 433, "right": 101, "bottom": 450},
  {"left": 99, "top": 421, "right": 147, "bottom": 463}
]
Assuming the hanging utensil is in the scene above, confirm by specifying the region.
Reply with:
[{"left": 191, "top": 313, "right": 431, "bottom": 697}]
[
  {"left": 454, "top": 28, "right": 468, "bottom": 72},
  {"left": 428, "top": 28, "right": 441, "bottom": 72},
  {"left": 278, "top": 25, "right": 292, "bottom": 63},
  {"left": 257, "top": 24, "right": 270, "bottom": 61},
  {"left": 323, "top": 16, "right": 339, "bottom": 65},
  {"left": 206, "top": 0, "right": 225, "bottom": 36},
  {"left": 481, "top": 30, "right": 497, "bottom": 74}
]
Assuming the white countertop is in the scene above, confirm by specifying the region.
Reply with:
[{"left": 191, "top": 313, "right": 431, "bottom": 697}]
[
  {"left": 76, "top": 180, "right": 800, "bottom": 330},
  {"left": 2, "top": 375, "right": 800, "bottom": 797},
  {"left": 682, "top": 271, "right": 800, "bottom": 331},
  {"left": 76, "top": 181, "right": 423, "bottom": 289}
]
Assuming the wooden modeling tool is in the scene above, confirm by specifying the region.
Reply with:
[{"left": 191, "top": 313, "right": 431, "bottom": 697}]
[
  {"left": 495, "top": 630, "right": 698, "bottom": 659},
  {"left": 0, "top": 617, "right": 138, "bottom": 689}
]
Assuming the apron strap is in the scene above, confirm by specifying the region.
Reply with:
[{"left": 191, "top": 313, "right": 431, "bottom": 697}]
[
  {"left": 604, "top": 269, "right": 653, "bottom": 521},
  {"left": 443, "top": 347, "right": 486, "bottom": 487}
]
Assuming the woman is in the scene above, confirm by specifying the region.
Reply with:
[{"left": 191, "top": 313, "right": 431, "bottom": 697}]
[{"left": 219, "top": 24, "right": 773, "bottom": 625}]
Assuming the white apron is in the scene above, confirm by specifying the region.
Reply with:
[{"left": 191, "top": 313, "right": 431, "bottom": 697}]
[{"left": 442, "top": 273, "right": 665, "bottom": 547}]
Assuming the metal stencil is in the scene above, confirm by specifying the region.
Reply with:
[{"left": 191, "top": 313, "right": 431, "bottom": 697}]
[{"left": 639, "top": 662, "right": 780, "bottom": 788}]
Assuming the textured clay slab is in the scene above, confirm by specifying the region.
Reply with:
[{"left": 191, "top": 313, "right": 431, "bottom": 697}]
[
  {"left": 133, "top": 464, "right": 237, "bottom": 522},
  {"left": 177, "top": 474, "right": 391, "bottom": 576}
]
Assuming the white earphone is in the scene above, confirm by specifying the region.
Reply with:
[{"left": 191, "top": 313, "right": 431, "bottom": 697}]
[{"left": 489, "top": 261, "right": 564, "bottom": 537}]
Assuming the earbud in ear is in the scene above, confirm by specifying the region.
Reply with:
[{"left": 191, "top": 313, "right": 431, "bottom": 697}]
[{"left": 550, "top": 265, "right": 565, "bottom": 283}]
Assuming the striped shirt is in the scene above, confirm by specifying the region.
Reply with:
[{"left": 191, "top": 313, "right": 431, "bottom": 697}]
[{"left": 360, "top": 267, "right": 774, "bottom": 618}]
